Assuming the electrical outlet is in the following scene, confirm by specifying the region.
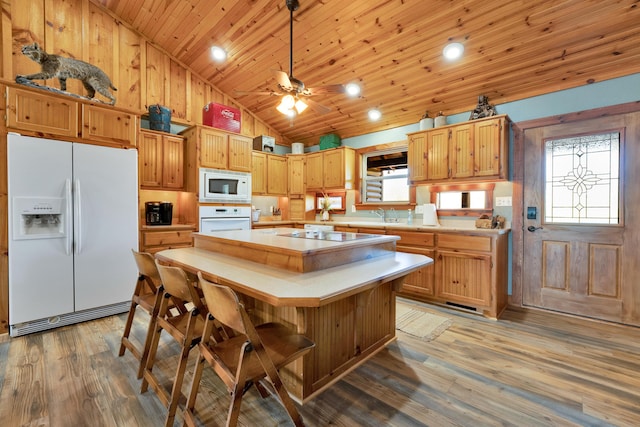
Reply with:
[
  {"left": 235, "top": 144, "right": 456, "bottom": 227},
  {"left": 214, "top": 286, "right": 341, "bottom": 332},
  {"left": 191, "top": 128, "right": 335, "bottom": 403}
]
[
  {"left": 496, "top": 196, "right": 512, "bottom": 207},
  {"left": 351, "top": 205, "right": 356, "bottom": 213},
  {"left": 415, "top": 205, "right": 424, "bottom": 214}
]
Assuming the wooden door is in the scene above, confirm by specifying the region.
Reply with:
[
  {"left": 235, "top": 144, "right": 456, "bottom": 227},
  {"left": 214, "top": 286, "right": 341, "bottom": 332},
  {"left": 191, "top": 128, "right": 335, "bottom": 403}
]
[
  {"left": 251, "top": 151, "right": 267, "bottom": 194},
  {"left": 427, "top": 128, "right": 449, "bottom": 180},
  {"left": 523, "top": 113, "right": 640, "bottom": 326},
  {"left": 408, "top": 132, "right": 427, "bottom": 181},
  {"left": 287, "top": 155, "right": 305, "bottom": 195},
  {"left": 199, "top": 128, "right": 227, "bottom": 169},
  {"left": 450, "top": 124, "right": 474, "bottom": 178},
  {"left": 306, "top": 152, "right": 324, "bottom": 190},
  {"left": 228, "top": 134, "right": 252, "bottom": 172},
  {"left": 162, "top": 135, "right": 184, "bottom": 189},
  {"left": 267, "top": 154, "right": 287, "bottom": 195},
  {"left": 474, "top": 117, "right": 502, "bottom": 177},
  {"left": 138, "top": 130, "right": 163, "bottom": 188}
]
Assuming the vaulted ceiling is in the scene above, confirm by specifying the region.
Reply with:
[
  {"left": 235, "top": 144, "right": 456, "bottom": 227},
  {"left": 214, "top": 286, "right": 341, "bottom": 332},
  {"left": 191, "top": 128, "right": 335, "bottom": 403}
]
[{"left": 96, "top": 0, "right": 640, "bottom": 145}]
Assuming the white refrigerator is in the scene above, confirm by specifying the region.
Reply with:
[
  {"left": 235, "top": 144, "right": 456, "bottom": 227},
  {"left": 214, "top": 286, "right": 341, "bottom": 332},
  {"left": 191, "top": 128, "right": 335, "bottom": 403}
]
[{"left": 8, "top": 133, "right": 138, "bottom": 336}]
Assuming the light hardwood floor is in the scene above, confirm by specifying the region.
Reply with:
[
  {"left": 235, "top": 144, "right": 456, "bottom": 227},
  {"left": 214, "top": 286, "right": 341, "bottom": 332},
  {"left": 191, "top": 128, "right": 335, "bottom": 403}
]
[{"left": 1, "top": 298, "right": 639, "bottom": 426}]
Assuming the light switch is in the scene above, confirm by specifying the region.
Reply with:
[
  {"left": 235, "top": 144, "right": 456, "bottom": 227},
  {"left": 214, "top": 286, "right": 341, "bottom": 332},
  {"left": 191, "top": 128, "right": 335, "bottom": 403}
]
[{"left": 496, "top": 196, "right": 512, "bottom": 207}]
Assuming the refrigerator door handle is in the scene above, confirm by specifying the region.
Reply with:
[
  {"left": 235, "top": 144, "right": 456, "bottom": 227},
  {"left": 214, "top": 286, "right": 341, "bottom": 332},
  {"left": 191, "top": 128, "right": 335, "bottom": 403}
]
[
  {"left": 74, "top": 179, "right": 82, "bottom": 254},
  {"left": 65, "top": 179, "right": 73, "bottom": 255}
]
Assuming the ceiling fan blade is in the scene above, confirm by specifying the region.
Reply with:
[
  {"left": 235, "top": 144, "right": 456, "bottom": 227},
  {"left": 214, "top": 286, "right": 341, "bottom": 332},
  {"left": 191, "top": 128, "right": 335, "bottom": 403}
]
[
  {"left": 304, "top": 84, "right": 345, "bottom": 96},
  {"left": 234, "top": 90, "right": 279, "bottom": 97},
  {"left": 304, "top": 97, "right": 332, "bottom": 115},
  {"left": 272, "top": 70, "right": 293, "bottom": 91}
]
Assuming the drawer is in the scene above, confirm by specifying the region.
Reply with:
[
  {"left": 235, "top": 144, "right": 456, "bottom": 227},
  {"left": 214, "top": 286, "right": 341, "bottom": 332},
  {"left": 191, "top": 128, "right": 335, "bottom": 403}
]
[
  {"left": 437, "top": 233, "right": 492, "bottom": 252},
  {"left": 357, "top": 227, "right": 386, "bottom": 235},
  {"left": 142, "top": 230, "right": 193, "bottom": 246},
  {"left": 391, "top": 231, "right": 435, "bottom": 247}
]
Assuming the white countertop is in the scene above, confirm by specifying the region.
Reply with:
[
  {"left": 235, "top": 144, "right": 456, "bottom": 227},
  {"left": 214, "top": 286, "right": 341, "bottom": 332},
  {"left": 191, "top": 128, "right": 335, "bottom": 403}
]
[{"left": 156, "top": 247, "right": 431, "bottom": 307}]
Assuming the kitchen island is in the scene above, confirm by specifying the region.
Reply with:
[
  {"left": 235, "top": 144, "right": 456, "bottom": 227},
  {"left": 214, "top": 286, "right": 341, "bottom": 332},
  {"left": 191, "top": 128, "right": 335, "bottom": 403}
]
[{"left": 155, "top": 228, "right": 431, "bottom": 402}]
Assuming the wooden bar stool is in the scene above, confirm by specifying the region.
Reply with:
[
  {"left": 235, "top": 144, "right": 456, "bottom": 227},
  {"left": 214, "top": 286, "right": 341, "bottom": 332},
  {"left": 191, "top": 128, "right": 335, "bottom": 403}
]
[
  {"left": 141, "top": 261, "right": 215, "bottom": 427},
  {"left": 183, "top": 272, "right": 315, "bottom": 427},
  {"left": 119, "top": 250, "right": 182, "bottom": 379}
]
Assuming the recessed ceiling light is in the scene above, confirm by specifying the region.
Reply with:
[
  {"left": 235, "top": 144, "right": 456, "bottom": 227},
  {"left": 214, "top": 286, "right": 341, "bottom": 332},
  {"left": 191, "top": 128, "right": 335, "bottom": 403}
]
[
  {"left": 442, "top": 42, "right": 464, "bottom": 60},
  {"left": 368, "top": 109, "right": 381, "bottom": 121},
  {"left": 210, "top": 46, "right": 227, "bottom": 62},
  {"left": 345, "top": 83, "right": 361, "bottom": 97}
]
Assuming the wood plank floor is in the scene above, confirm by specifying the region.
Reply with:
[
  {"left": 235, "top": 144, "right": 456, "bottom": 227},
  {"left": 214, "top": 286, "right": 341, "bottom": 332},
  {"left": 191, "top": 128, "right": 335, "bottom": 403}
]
[{"left": 1, "top": 298, "right": 639, "bottom": 426}]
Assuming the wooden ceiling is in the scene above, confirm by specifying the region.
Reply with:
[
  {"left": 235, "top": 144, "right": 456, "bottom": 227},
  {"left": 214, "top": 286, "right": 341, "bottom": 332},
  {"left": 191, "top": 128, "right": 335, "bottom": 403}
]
[{"left": 96, "top": 0, "right": 640, "bottom": 145}]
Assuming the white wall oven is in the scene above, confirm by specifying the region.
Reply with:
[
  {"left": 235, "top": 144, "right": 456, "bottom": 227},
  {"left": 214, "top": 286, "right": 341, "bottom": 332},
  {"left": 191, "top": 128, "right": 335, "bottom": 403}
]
[
  {"left": 199, "top": 168, "right": 251, "bottom": 203},
  {"left": 199, "top": 206, "right": 251, "bottom": 233}
]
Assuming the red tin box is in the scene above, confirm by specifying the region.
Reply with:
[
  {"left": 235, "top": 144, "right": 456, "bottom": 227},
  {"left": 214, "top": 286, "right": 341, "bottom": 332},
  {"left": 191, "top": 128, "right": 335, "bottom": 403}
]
[{"left": 203, "top": 102, "right": 241, "bottom": 133}]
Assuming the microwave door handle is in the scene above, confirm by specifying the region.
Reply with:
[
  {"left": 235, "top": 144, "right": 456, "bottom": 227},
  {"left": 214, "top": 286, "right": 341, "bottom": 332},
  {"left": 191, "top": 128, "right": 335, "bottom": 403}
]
[
  {"left": 65, "top": 179, "right": 72, "bottom": 255},
  {"left": 74, "top": 179, "right": 82, "bottom": 254}
]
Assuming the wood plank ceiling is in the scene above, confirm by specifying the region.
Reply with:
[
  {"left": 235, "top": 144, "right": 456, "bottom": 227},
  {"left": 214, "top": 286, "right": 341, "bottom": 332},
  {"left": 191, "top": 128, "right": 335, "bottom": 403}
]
[{"left": 96, "top": 0, "right": 640, "bottom": 145}]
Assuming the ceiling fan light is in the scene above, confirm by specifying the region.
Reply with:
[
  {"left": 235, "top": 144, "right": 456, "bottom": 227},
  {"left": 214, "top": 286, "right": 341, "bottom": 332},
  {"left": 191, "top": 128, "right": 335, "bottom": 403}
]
[
  {"left": 345, "top": 83, "right": 361, "bottom": 97},
  {"left": 294, "top": 98, "right": 308, "bottom": 113},
  {"left": 443, "top": 42, "right": 464, "bottom": 60}
]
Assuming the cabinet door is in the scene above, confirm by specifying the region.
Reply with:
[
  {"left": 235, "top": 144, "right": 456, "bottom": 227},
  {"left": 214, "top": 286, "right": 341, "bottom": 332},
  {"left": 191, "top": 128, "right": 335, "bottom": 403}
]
[
  {"left": 199, "top": 128, "right": 227, "bottom": 169},
  {"left": 306, "top": 152, "right": 324, "bottom": 190},
  {"left": 139, "top": 131, "right": 163, "bottom": 188},
  {"left": 474, "top": 117, "right": 502, "bottom": 177},
  {"left": 397, "top": 246, "right": 435, "bottom": 296},
  {"left": 251, "top": 151, "right": 267, "bottom": 194},
  {"left": 267, "top": 155, "right": 288, "bottom": 195},
  {"left": 289, "top": 198, "right": 306, "bottom": 221},
  {"left": 437, "top": 250, "right": 491, "bottom": 307},
  {"left": 82, "top": 104, "right": 137, "bottom": 147},
  {"left": 228, "top": 134, "right": 252, "bottom": 172},
  {"left": 6, "top": 87, "right": 79, "bottom": 137},
  {"left": 408, "top": 132, "right": 427, "bottom": 181},
  {"left": 287, "top": 155, "right": 306, "bottom": 195},
  {"left": 323, "top": 149, "right": 345, "bottom": 189},
  {"left": 450, "top": 124, "right": 474, "bottom": 178},
  {"left": 162, "top": 135, "right": 184, "bottom": 189},
  {"left": 427, "top": 128, "right": 449, "bottom": 180}
]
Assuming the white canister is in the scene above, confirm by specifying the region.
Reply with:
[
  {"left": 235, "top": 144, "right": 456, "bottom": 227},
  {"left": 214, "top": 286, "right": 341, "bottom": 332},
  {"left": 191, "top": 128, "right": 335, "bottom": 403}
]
[
  {"left": 419, "top": 117, "right": 434, "bottom": 130},
  {"left": 291, "top": 142, "right": 304, "bottom": 154},
  {"left": 422, "top": 203, "right": 439, "bottom": 226},
  {"left": 434, "top": 115, "right": 447, "bottom": 127}
]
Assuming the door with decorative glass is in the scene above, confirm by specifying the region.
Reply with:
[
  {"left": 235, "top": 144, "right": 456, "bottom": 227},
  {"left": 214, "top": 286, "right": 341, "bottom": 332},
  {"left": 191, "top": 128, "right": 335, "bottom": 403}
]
[{"left": 523, "top": 112, "right": 640, "bottom": 326}]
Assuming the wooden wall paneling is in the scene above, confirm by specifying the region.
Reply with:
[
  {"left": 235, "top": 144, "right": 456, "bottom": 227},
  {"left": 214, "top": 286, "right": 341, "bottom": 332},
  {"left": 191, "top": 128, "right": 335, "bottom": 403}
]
[
  {"left": 0, "top": 0, "right": 12, "bottom": 78},
  {"left": 168, "top": 59, "right": 187, "bottom": 119},
  {"left": 116, "top": 24, "right": 142, "bottom": 111},
  {"left": 241, "top": 108, "right": 255, "bottom": 137},
  {"left": 12, "top": 0, "right": 46, "bottom": 80},
  {"left": 190, "top": 74, "right": 205, "bottom": 125},
  {"left": 87, "top": 2, "right": 118, "bottom": 102},
  {"left": 145, "top": 43, "right": 165, "bottom": 107},
  {"left": 44, "top": 0, "right": 84, "bottom": 98}
]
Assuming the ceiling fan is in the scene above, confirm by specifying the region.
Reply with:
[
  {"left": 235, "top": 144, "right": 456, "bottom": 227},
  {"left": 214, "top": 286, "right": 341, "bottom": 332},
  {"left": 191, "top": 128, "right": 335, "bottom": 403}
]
[{"left": 235, "top": 0, "right": 345, "bottom": 116}]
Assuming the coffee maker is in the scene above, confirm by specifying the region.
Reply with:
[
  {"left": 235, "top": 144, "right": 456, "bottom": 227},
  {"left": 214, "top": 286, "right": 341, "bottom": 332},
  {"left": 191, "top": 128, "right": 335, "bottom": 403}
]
[{"left": 145, "top": 201, "right": 173, "bottom": 225}]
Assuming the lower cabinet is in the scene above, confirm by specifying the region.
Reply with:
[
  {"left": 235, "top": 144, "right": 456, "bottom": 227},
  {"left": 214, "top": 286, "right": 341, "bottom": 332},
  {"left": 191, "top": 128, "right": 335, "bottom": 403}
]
[
  {"left": 140, "top": 225, "right": 194, "bottom": 254},
  {"left": 436, "top": 250, "right": 491, "bottom": 306}
]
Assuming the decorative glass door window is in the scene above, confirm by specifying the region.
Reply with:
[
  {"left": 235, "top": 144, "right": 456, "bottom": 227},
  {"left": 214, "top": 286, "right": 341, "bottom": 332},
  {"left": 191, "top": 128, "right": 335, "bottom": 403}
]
[{"left": 544, "top": 132, "right": 620, "bottom": 224}]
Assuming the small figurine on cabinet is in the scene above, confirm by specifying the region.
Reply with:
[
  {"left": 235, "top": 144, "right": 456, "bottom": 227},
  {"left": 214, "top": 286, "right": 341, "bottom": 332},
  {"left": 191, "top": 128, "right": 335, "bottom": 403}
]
[
  {"left": 16, "top": 43, "right": 117, "bottom": 105},
  {"left": 469, "top": 95, "right": 496, "bottom": 120}
]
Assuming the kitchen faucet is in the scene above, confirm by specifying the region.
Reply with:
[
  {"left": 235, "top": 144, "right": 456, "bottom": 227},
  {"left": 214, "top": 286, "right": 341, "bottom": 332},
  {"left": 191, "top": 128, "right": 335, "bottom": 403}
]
[{"left": 372, "top": 208, "right": 386, "bottom": 222}]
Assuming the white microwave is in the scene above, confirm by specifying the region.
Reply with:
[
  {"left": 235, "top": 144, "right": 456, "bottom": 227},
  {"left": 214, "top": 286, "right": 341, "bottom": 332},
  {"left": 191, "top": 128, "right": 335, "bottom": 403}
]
[{"left": 199, "top": 168, "right": 252, "bottom": 203}]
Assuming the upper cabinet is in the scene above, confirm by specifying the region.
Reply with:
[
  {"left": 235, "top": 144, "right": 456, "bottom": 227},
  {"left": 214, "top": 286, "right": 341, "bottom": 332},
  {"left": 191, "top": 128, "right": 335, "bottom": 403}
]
[
  {"left": 139, "top": 129, "right": 184, "bottom": 190},
  {"left": 181, "top": 125, "right": 252, "bottom": 173},
  {"left": 306, "top": 147, "right": 356, "bottom": 191},
  {"left": 287, "top": 154, "right": 306, "bottom": 196},
  {"left": 251, "top": 151, "right": 287, "bottom": 196},
  {"left": 408, "top": 115, "right": 510, "bottom": 183}
]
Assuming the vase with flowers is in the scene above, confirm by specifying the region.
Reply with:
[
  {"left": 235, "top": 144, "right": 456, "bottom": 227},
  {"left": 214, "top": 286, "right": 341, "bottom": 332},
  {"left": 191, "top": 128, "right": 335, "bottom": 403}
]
[{"left": 320, "top": 193, "right": 331, "bottom": 221}]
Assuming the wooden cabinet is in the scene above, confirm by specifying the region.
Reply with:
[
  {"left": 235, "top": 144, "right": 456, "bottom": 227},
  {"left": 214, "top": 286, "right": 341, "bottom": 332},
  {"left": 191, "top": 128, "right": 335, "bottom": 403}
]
[
  {"left": 140, "top": 225, "right": 194, "bottom": 254},
  {"left": 139, "top": 129, "right": 184, "bottom": 190},
  {"left": 183, "top": 125, "right": 252, "bottom": 172},
  {"left": 5, "top": 86, "right": 137, "bottom": 148},
  {"left": 287, "top": 155, "right": 306, "bottom": 196},
  {"left": 305, "top": 147, "right": 356, "bottom": 191},
  {"left": 81, "top": 104, "right": 137, "bottom": 147},
  {"left": 251, "top": 151, "right": 287, "bottom": 196},
  {"left": 394, "top": 231, "right": 436, "bottom": 297},
  {"left": 289, "top": 198, "right": 306, "bottom": 221},
  {"left": 437, "top": 250, "right": 491, "bottom": 307},
  {"left": 6, "top": 86, "right": 78, "bottom": 138},
  {"left": 408, "top": 115, "right": 509, "bottom": 183}
]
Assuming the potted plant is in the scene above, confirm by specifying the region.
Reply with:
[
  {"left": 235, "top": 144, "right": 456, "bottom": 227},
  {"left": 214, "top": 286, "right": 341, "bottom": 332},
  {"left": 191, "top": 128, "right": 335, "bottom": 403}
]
[{"left": 320, "top": 193, "right": 332, "bottom": 221}]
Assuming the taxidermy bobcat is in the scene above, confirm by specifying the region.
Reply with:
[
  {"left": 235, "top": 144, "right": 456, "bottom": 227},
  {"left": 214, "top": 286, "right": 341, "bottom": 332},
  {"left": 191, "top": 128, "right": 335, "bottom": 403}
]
[{"left": 18, "top": 43, "right": 117, "bottom": 105}]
